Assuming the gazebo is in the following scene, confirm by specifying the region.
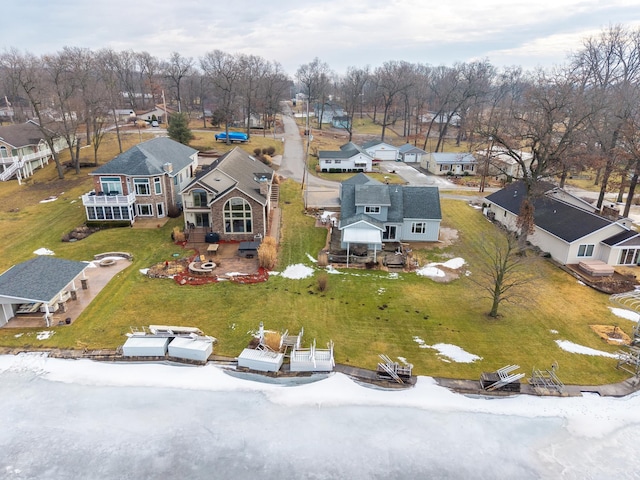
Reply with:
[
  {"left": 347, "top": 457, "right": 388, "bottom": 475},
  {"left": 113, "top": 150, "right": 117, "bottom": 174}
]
[{"left": 0, "top": 256, "right": 89, "bottom": 327}]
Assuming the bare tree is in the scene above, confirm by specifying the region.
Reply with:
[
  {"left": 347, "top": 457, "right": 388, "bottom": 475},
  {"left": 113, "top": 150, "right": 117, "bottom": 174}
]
[
  {"left": 373, "top": 60, "right": 413, "bottom": 141},
  {"left": 163, "top": 52, "right": 193, "bottom": 113},
  {"left": 296, "top": 57, "right": 332, "bottom": 128},
  {"left": 339, "top": 66, "right": 369, "bottom": 141},
  {"left": 471, "top": 232, "right": 533, "bottom": 318},
  {"left": 0, "top": 49, "right": 66, "bottom": 178},
  {"left": 200, "top": 50, "right": 242, "bottom": 144}
]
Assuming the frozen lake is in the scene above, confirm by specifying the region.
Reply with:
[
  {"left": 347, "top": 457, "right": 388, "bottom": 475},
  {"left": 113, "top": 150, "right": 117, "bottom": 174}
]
[{"left": 1, "top": 354, "right": 638, "bottom": 479}]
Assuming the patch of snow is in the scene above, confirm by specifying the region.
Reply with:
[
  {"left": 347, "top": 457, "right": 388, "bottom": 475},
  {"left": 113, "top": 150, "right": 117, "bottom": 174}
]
[
  {"left": 281, "top": 264, "right": 314, "bottom": 279},
  {"left": 577, "top": 280, "right": 586, "bottom": 286},
  {"left": 550, "top": 329, "right": 559, "bottom": 334},
  {"left": 226, "top": 272, "right": 249, "bottom": 277},
  {"left": 268, "top": 271, "right": 280, "bottom": 276},
  {"left": 428, "top": 343, "right": 482, "bottom": 363},
  {"left": 306, "top": 253, "right": 317, "bottom": 263},
  {"left": 412, "top": 336, "right": 429, "bottom": 348},
  {"left": 416, "top": 266, "right": 445, "bottom": 278},
  {"left": 14, "top": 333, "right": 23, "bottom": 338},
  {"left": 325, "top": 266, "right": 342, "bottom": 275},
  {"left": 387, "top": 272, "right": 399, "bottom": 279},
  {"left": 139, "top": 268, "right": 149, "bottom": 275},
  {"left": 33, "top": 248, "right": 54, "bottom": 256},
  {"left": 377, "top": 287, "right": 386, "bottom": 295},
  {"left": 555, "top": 340, "right": 618, "bottom": 358},
  {"left": 36, "top": 331, "right": 55, "bottom": 341},
  {"left": 39, "top": 196, "right": 58, "bottom": 203},
  {"left": 609, "top": 307, "right": 640, "bottom": 323},
  {"left": 441, "top": 258, "right": 465, "bottom": 269}
]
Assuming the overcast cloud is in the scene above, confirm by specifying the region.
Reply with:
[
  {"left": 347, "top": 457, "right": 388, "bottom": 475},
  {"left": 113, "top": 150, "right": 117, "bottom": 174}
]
[{"left": 4, "top": 0, "right": 640, "bottom": 75}]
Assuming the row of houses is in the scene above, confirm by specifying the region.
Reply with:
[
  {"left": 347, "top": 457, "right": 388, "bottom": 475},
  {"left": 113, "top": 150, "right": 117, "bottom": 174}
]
[{"left": 318, "top": 139, "right": 480, "bottom": 176}]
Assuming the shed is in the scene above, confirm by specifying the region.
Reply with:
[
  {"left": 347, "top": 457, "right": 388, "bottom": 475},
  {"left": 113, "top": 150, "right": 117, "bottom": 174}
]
[
  {"left": 122, "top": 336, "right": 169, "bottom": 357},
  {"left": 168, "top": 336, "right": 214, "bottom": 362},
  {"left": 237, "top": 348, "right": 284, "bottom": 372}
]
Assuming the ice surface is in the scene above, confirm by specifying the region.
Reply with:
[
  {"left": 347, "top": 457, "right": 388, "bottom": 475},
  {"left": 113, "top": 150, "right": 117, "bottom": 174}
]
[{"left": 1, "top": 354, "right": 639, "bottom": 479}]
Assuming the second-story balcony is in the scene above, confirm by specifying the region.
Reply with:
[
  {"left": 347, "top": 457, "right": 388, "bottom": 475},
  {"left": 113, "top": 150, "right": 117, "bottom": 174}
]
[
  {"left": 181, "top": 200, "right": 210, "bottom": 210},
  {"left": 82, "top": 191, "right": 136, "bottom": 206}
]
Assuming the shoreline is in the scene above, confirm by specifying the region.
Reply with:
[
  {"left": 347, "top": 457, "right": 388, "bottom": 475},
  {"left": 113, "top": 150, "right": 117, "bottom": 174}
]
[{"left": 2, "top": 346, "right": 638, "bottom": 399}]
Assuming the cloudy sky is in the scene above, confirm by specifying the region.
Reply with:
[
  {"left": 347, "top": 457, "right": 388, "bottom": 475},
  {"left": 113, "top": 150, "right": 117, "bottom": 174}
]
[{"left": 4, "top": 0, "right": 640, "bottom": 76}]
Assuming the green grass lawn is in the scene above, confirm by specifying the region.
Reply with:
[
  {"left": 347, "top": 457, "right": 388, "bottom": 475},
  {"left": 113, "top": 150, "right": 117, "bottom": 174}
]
[{"left": 0, "top": 149, "right": 632, "bottom": 385}]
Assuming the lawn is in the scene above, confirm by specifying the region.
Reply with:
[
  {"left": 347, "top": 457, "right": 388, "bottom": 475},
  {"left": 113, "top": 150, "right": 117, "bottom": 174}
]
[{"left": 0, "top": 153, "right": 632, "bottom": 385}]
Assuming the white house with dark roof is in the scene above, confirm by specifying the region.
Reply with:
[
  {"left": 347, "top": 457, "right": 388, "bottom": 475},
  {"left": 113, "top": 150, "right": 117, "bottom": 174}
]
[
  {"left": 318, "top": 142, "right": 373, "bottom": 173},
  {"left": 82, "top": 137, "right": 198, "bottom": 224},
  {"left": 180, "top": 147, "right": 274, "bottom": 242},
  {"left": 339, "top": 174, "right": 442, "bottom": 256},
  {"left": 485, "top": 181, "right": 640, "bottom": 266},
  {"left": 421, "top": 152, "right": 477, "bottom": 175},
  {"left": 0, "top": 256, "right": 89, "bottom": 326},
  {"left": 361, "top": 139, "right": 399, "bottom": 161}
]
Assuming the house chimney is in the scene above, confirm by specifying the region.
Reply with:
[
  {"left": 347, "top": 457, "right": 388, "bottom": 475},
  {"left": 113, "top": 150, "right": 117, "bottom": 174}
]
[
  {"left": 163, "top": 162, "right": 173, "bottom": 173},
  {"left": 258, "top": 176, "right": 269, "bottom": 196}
]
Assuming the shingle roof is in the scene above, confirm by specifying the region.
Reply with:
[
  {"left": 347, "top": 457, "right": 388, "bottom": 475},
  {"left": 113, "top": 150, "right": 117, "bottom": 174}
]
[
  {"left": 340, "top": 175, "right": 441, "bottom": 225},
  {"left": 319, "top": 142, "right": 370, "bottom": 160},
  {"left": 188, "top": 147, "right": 273, "bottom": 205},
  {"left": 431, "top": 152, "right": 476, "bottom": 164},
  {"left": 602, "top": 230, "right": 640, "bottom": 246},
  {"left": 486, "top": 181, "right": 618, "bottom": 242},
  {"left": 91, "top": 137, "right": 197, "bottom": 176},
  {"left": 0, "top": 120, "right": 48, "bottom": 148},
  {"left": 399, "top": 143, "right": 427, "bottom": 154},
  {"left": 0, "top": 256, "right": 88, "bottom": 303}
]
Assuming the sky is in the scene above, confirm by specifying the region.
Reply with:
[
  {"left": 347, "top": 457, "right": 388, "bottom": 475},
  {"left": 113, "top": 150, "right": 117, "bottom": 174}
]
[{"left": 3, "top": 1, "right": 640, "bottom": 77}]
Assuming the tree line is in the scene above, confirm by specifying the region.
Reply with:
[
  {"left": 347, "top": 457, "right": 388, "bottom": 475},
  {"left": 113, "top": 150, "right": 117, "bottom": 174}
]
[{"left": 2, "top": 25, "right": 640, "bottom": 245}]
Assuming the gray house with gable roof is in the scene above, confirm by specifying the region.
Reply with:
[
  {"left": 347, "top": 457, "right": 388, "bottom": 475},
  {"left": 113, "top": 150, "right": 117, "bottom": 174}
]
[
  {"left": 339, "top": 174, "right": 441, "bottom": 253},
  {"left": 82, "top": 137, "right": 198, "bottom": 224},
  {"left": 180, "top": 147, "right": 274, "bottom": 242}
]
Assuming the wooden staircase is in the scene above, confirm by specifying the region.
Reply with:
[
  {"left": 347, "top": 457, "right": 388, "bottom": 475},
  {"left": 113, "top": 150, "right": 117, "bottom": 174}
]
[{"left": 270, "top": 183, "right": 280, "bottom": 207}]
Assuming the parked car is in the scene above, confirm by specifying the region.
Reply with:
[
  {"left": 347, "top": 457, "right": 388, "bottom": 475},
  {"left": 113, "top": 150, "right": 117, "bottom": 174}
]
[
  {"left": 151, "top": 121, "right": 159, "bottom": 127},
  {"left": 215, "top": 131, "right": 248, "bottom": 143}
]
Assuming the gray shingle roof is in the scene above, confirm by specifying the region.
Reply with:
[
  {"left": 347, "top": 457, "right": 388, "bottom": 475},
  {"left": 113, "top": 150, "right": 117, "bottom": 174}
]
[
  {"left": 399, "top": 143, "right": 427, "bottom": 154},
  {"left": 340, "top": 175, "right": 441, "bottom": 225},
  {"left": 486, "top": 181, "right": 617, "bottom": 243},
  {"left": 0, "top": 120, "right": 48, "bottom": 148},
  {"left": 319, "top": 142, "right": 370, "bottom": 159},
  {"left": 91, "top": 137, "right": 197, "bottom": 177},
  {"left": 0, "top": 256, "right": 88, "bottom": 303},
  {"left": 431, "top": 152, "right": 476, "bottom": 164},
  {"left": 189, "top": 147, "right": 274, "bottom": 205}
]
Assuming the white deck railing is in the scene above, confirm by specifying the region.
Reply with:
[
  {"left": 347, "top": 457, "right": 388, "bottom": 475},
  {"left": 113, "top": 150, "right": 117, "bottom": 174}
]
[{"left": 82, "top": 192, "right": 136, "bottom": 206}]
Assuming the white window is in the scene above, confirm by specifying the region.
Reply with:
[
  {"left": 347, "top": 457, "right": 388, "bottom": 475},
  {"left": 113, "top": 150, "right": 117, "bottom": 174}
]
[
  {"left": 193, "top": 190, "right": 207, "bottom": 207},
  {"left": 224, "top": 197, "right": 252, "bottom": 233},
  {"left": 412, "top": 222, "right": 426, "bottom": 234},
  {"left": 577, "top": 244, "right": 594, "bottom": 257},
  {"left": 334, "top": 159, "right": 341, "bottom": 164},
  {"left": 137, "top": 204, "right": 153, "bottom": 216},
  {"left": 365, "top": 206, "right": 380, "bottom": 214},
  {"left": 100, "top": 177, "right": 122, "bottom": 195},
  {"left": 325, "top": 159, "right": 332, "bottom": 164},
  {"left": 619, "top": 249, "right": 640, "bottom": 265},
  {"left": 154, "top": 177, "right": 162, "bottom": 194},
  {"left": 134, "top": 178, "right": 150, "bottom": 195}
]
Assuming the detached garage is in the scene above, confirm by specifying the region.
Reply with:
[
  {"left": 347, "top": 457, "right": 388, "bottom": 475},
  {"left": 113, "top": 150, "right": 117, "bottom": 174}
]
[{"left": 362, "top": 140, "right": 399, "bottom": 161}]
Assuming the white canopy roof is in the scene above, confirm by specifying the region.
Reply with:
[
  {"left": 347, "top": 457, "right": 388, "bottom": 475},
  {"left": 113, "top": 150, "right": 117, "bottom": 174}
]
[{"left": 343, "top": 228, "right": 382, "bottom": 245}]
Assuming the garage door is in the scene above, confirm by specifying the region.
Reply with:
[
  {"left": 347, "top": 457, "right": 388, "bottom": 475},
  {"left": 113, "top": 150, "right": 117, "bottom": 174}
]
[{"left": 374, "top": 149, "right": 397, "bottom": 161}]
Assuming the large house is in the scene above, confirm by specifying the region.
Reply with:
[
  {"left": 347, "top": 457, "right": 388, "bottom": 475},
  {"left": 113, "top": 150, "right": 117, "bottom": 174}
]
[
  {"left": 338, "top": 173, "right": 442, "bottom": 255},
  {"left": 421, "top": 152, "right": 477, "bottom": 176},
  {"left": 180, "top": 147, "right": 275, "bottom": 242},
  {"left": 0, "top": 120, "right": 67, "bottom": 182},
  {"left": 82, "top": 137, "right": 198, "bottom": 224},
  {"left": 485, "top": 181, "right": 640, "bottom": 266},
  {"left": 318, "top": 142, "right": 373, "bottom": 173}
]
